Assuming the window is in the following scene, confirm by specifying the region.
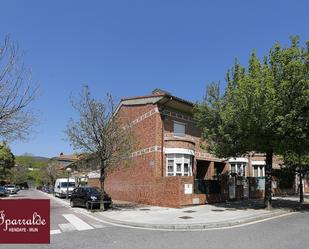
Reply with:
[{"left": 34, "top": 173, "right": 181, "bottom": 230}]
[
  {"left": 166, "top": 154, "right": 192, "bottom": 176},
  {"left": 231, "top": 164, "right": 236, "bottom": 174},
  {"left": 167, "top": 160, "right": 174, "bottom": 176},
  {"left": 254, "top": 166, "right": 258, "bottom": 177},
  {"left": 184, "top": 163, "right": 189, "bottom": 176},
  {"left": 173, "top": 121, "right": 185, "bottom": 137},
  {"left": 60, "top": 182, "right": 76, "bottom": 188},
  {"left": 230, "top": 163, "right": 247, "bottom": 176},
  {"left": 253, "top": 165, "right": 265, "bottom": 177},
  {"left": 176, "top": 163, "right": 182, "bottom": 176}
]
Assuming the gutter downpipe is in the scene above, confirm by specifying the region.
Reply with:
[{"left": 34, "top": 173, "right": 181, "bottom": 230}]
[{"left": 159, "top": 96, "right": 173, "bottom": 177}]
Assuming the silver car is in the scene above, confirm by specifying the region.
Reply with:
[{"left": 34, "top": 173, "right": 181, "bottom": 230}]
[{"left": 4, "top": 184, "right": 17, "bottom": 194}]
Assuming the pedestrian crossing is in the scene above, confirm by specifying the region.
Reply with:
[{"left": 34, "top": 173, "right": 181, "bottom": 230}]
[{"left": 50, "top": 213, "right": 105, "bottom": 235}]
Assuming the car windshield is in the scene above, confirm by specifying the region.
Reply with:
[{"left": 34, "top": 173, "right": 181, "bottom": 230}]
[
  {"left": 6, "top": 185, "right": 15, "bottom": 188},
  {"left": 84, "top": 188, "right": 99, "bottom": 195},
  {"left": 60, "top": 182, "right": 75, "bottom": 188}
]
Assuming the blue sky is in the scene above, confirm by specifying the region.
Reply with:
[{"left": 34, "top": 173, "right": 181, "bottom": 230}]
[{"left": 1, "top": 0, "right": 308, "bottom": 157}]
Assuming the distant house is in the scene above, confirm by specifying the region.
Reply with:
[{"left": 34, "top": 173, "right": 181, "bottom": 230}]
[{"left": 49, "top": 153, "right": 79, "bottom": 169}]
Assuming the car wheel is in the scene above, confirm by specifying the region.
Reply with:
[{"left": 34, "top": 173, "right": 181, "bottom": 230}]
[{"left": 70, "top": 200, "right": 75, "bottom": 208}]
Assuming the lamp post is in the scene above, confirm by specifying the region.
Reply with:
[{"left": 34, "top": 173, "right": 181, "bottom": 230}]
[{"left": 66, "top": 167, "right": 72, "bottom": 199}]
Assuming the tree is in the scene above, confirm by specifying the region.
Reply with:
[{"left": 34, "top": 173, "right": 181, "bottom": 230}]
[
  {"left": 39, "top": 160, "right": 64, "bottom": 186},
  {"left": 282, "top": 152, "right": 309, "bottom": 204},
  {"left": 9, "top": 162, "right": 28, "bottom": 184},
  {"left": 66, "top": 86, "right": 134, "bottom": 205},
  {"left": 13, "top": 155, "right": 49, "bottom": 186},
  {"left": 0, "top": 35, "right": 37, "bottom": 142},
  {"left": 194, "top": 37, "right": 309, "bottom": 209},
  {"left": 0, "top": 142, "right": 15, "bottom": 180}
]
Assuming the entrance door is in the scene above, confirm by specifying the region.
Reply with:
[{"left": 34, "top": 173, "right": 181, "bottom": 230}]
[
  {"left": 229, "top": 177, "right": 236, "bottom": 199},
  {"left": 243, "top": 178, "right": 249, "bottom": 199}
]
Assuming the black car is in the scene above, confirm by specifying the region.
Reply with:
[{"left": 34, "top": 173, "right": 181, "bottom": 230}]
[{"left": 70, "top": 187, "right": 112, "bottom": 210}]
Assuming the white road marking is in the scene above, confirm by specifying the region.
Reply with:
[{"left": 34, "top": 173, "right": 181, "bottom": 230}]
[
  {"left": 63, "top": 214, "right": 94, "bottom": 231},
  {"left": 50, "top": 229, "right": 61, "bottom": 235},
  {"left": 59, "top": 223, "right": 76, "bottom": 232},
  {"left": 90, "top": 223, "right": 106, "bottom": 228}
]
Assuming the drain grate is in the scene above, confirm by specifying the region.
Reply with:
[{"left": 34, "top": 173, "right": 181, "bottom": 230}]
[
  {"left": 178, "top": 216, "right": 193, "bottom": 219},
  {"left": 211, "top": 209, "right": 225, "bottom": 212},
  {"left": 183, "top": 210, "right": 196, "bottom": 213},
  {"left": 139, "top": 208, "right": 151, "bottom": 211}
]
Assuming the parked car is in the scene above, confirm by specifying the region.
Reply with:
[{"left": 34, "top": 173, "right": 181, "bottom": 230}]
[
  {"left": 94, "top": 187, "right": 112, "bottom": 209},
  {"left": 17, "top": 182, "right": 29, "bottom": 190},
  {"left": 54, "top": 178, "right": 76, "bottom": 198},
  {"left": 70, "top": 186, "right": 112, "bottom": 210},
  {"left": 0, "top": 186, "right": 8, "bottom": 197},
  {"left": 4, "top": 184, "right": 17, "bottom": 194},
  {"left": 15, "top": 185, "right": 21, "bottom": 192},
  {"left": 41, "top": 185, "right": 53, "bottom": 194}
]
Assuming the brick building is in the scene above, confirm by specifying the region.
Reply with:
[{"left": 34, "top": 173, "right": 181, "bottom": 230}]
[{"left": 87, "top": 89, "right": 282, "bottom": 208}]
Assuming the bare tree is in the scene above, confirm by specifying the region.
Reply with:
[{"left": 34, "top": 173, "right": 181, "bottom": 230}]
[
  {"left": 40, "top": 160, "right": 65, "bottom": 186},
  {"left": 0, "top": 35, "right": 37, "bottom": 141},
  {"left": 66, "top": 86, "right": 134, "bottom": 197}
]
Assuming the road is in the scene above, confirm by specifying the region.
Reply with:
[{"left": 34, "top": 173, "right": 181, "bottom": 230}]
[{"left": 0, "top": 189, "right": 308, "bottom": 249}]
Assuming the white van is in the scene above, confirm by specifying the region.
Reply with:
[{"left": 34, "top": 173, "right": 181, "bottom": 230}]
[{"left": 54, "top": 178, "right": 76, "bottom": 198}]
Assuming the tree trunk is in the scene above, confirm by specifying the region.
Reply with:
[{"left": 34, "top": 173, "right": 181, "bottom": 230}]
[
  {"left": 264, "top": 149, "right": 273, "bottom": 209},
  {"left": 99, "top": 161, "right": 105, "bottom": 211},
  {"left": 299, "top": 155, "right": 304, "bottom": 205}
]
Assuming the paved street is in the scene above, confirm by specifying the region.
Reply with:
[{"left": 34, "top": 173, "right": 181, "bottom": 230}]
[
  {"left": 3, "top": 189, "right": 110, "bottom": 237},
  {"left": 1, "top": 189, "right": 309, "bottom": 249}
]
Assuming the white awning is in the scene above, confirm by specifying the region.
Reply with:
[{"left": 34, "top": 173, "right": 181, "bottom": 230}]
[
  {"left": 228, "top": 157, "right": 249, "bottom": 163},
  {"left": 164, "top": 148, "right": 195, "bottom": 156},
  {"left": 87, "top": 171, "right": 100, "bottom": 179},
  {"left": 251, "top": 160, "right": 266, "bottom": 166}
]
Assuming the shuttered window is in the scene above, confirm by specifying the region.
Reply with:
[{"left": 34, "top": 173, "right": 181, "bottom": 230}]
[{"left": 173, "top": 121, "right": 185, "bottom": 137}]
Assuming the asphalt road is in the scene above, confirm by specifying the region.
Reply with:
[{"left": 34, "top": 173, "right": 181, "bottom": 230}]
[{"left": 1, "top": 189, "right": 309, "bottom": 249}]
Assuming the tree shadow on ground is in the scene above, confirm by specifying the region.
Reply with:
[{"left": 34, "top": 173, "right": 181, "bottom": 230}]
[
  {"left": 209, "top": 198, "right": 309, "bottom": 212},
  {"left": 109, "top": 201, "right": 149, "bottom": 211}
]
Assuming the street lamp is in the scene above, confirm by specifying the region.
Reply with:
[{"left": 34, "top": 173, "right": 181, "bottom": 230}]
[{"left": 66, "top": 167, "right": 72, "bottom": 199}]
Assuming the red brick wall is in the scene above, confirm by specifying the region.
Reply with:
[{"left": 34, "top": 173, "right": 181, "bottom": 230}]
[
  {"left": 95, "top": 102, "right": 228, "bottom": 207},
  {"left": 117, "top": 105, "right": 162, "bottom": 151}
]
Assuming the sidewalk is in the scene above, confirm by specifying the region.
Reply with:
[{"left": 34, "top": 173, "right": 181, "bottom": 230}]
[
  {"left": 89, "top": 199, "right": 296, "bottom": 231},
  {"left": 41, "top": 190, "right": 306, "bottom": 231}
]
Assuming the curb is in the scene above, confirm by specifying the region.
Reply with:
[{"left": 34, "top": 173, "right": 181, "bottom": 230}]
[
  {"left": 37, "top": 190, "right": 294, "bottom": 231},
  {"left": 38, "top": 190, "right": 71, "bottom": 207},
  {"left": 90, "top": 209, "right": 292, "bottom": 231}
]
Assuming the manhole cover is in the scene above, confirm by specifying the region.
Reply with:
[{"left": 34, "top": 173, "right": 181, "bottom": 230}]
[
  {"left": 139, "top": 208, "right": 150, "bottom": 211},
  {"left": 211, "top": 209, "right": 225, "bottom": 212},
  {"left": 183, "top": 210, "right": 196, "bottom": 213},
  {"left": 178, "top": 216, "right": 193, "bottom": 219}
]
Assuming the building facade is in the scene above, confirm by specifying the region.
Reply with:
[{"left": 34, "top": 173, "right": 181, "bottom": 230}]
[{"left": 87, "top": 89, "right": 282, "bottom": 207}]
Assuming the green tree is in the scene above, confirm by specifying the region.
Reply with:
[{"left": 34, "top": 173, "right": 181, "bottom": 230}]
[
  {"left": 13, "top": 156, "right": 49, "bottom": 186},
  {"left": 282, "top": 152, "right": 309, "bottom": 203},
  {"left": 194, "top": 37, "right": 309, "bottom": 208},
  {"left": 0, "top": 143, "right": 15, "bottom": 180}
]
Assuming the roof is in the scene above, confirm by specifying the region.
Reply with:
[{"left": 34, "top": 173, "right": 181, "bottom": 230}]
[
  {"left": 50, "top": 154, "right": 79, "bottom": 162},
  {"left": 116, "top": 89, "right": 194, "bottom": 115}
]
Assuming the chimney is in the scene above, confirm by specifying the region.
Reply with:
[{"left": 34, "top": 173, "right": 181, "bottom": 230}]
[{"left": 152, "top": 88, "right": 171, "bottom": 96}]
